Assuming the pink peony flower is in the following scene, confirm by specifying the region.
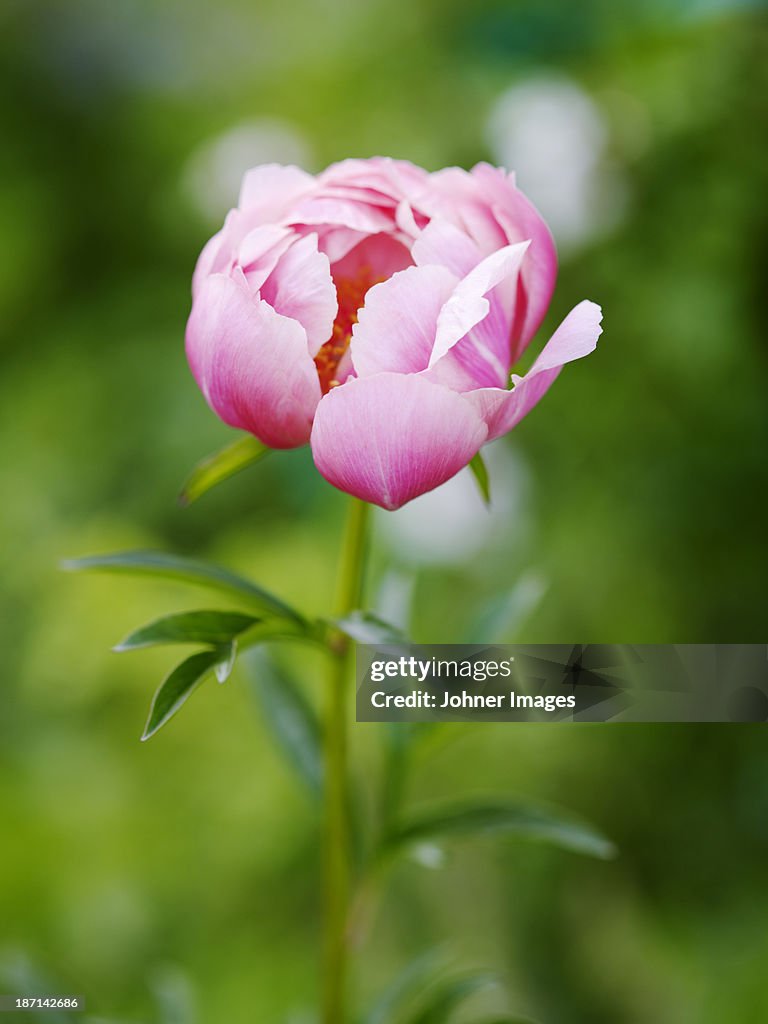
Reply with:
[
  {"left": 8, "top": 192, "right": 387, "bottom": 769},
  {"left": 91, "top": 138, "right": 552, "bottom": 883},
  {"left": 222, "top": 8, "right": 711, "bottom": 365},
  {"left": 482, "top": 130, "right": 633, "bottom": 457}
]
[{"left": 186, "top": 158, "right": 602, "bottom": 510}]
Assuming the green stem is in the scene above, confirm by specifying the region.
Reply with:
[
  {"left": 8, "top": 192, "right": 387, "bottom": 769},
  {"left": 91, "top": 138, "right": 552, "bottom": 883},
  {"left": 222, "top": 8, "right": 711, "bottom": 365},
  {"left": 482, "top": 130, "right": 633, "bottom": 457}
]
[{"left": 323, "top": 498, "right": 370, "bottom": 1024}]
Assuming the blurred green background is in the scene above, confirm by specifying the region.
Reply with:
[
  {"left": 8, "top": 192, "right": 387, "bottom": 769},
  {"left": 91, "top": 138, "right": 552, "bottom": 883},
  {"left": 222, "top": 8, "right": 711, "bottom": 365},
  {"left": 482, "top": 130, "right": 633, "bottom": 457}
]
[{"left": 1, "top": 0, "right": 767, "bottom": 1020}]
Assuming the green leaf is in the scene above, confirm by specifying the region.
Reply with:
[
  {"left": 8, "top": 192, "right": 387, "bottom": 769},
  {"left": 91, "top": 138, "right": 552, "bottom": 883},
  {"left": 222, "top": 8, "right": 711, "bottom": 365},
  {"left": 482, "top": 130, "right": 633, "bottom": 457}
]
[
  {"left": 380, "top": 721, "right": 448, "bottom": 829},
  {"left": 241, "top": 648, "right": 322, "bottom": 796},
  {"left": 238, "top": 619, "right": 321, "bottom": 649},
  {"left": 178, "top": 434, "right": 270, "bottom": 506},
  {"left": 380, "top": 724, "right": 416, "bottom": 833},
  {"left": 387, "top": 800, "right": 616, "bottom": 861},
  {"left": 142, "top": 649, "right": 224, "bottom": 740},
  {"left": 332, "top": 611, "right": 407, "bottom": 646},
  {"left": 469, "top": 452, "right": 491, "bottom": 505},
  {"left": 467, "top": 572, "right": 547, "bottom": 643},
  {"left": 405, "top": 973, "right": 496, "bottom": 1024},
  {"left": 363, "top": 949, "right": 447, "bottom": 1024},
  {"left": 61, "top": 550, "right": 305, "bottom": 624},
  {"left": 214, "top": 640, "right": 237, "bottom": 683},
  {"left": 115, "top": 609, "right": 259, "bottom": 651}
]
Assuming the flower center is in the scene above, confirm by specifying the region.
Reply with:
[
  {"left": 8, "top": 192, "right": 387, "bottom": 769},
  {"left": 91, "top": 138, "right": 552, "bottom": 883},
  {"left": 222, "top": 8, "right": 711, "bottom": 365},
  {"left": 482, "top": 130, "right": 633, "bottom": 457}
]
[{"left": 314, "top": 266, "right": 381, "bottom": 394}]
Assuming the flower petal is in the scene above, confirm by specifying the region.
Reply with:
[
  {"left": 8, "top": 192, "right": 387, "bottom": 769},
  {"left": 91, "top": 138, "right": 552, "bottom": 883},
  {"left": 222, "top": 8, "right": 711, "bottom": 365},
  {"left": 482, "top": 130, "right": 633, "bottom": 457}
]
[
  {"left": 287, "top": 195, "right": 394, "bottom": 235},
  {"left": 186, "top": 272, "right": 321, "bottom": 448},
  {"left": 331, "top": 232, "right": 413, "bottom": 283},
  {"left": 193, "top": 167, "right": 317, "bottom": 299},
  {"left": 350, "top": 264, "right": 458, "bottom": 378},
  {"left": 411, "top": 217, "right": 482, "bottom": 277},
  {"left": 317, "top": 184, "right": 400, "bottom": 208},
  {"left": 470, "top": 163, "right": 557, "bottom": 352},
  {"left": 395, "top": 199, "right": 428, "bottom": 239},
  {"left": 466, "top": 300, "right": 603, "bottom": 440},
  {"left": 320, "top": 157, "right": 430, "bottom": 202},
  {"left": 260, "top": 233, "right": 337, "bottom": 356},
  {"left": 237, "top": 225, "right": 296, "bottom": 291},
  {"left": 417, "top": 167, "right": 509, "bottom": 253},
  {"left": 238, "top": 163, "right": 315, "bottom": 214},
  {"left": 192, "top": 227, "right": 227, "bottom": 300},
  {"left": 310, "top": 226, "right": 369, "bottom": 264},
  {"left": 429, "top": 242, "right": 530, "bottom": 367},
  {"left": 310, "top": 373, "right": 488, "bottom": 510}
]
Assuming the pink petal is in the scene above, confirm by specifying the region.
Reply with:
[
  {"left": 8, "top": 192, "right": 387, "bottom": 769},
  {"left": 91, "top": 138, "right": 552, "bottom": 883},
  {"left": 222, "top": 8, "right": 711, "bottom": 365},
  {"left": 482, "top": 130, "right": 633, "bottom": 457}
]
[
  {"left": 320, "top": 158, "right": 431, "bottom": 202},
  {"left": 287, "top": 195, "right": 394, "bottom": 235},
  {"left": 317, "top": 184, "right": 400, "bottom": 208},
  {"left": 470, "top": 163, "right": 557, "bottom": 353},
  {"left": 192, "top": 227, "right": 227, "bottom": 301},
  {"left": 349, "top": 264, "right": 458, "bottom": 378},
  {"left": 260, "top": 234, "right": 337, "bottom": 356},
  {"left": 192, "top": 167, "right": 317, "bottom": 299},
  {"left": 192, "top": 207, "right": 255, "bottom": 299},
  {"left": 466, "top": 300, "right": 603, "bottom": 441},
  {"left": 428, "top": 242, "right": 530, "bottom": 378},
  {"left": 395, "top": 200, "right": 425, "bottom": 239},
  {"left": 331, "top": 232, "right": 413, "bottom": 283},
  {"left": 289, "top": 158, "right": 432, "bottom": 239},
  {"left": 186, "top": 272, "right": 321, "bottom": 448},
  {"left": 310, "top": 373, "right": 488, "bottom": 510},
  {"left": 411, "top": 217, "right": 482, "bottom": 277},
  {"left": 417, "top": 167, "right": 509, "bottom": 254},
  {"left": 413, "top": 222, "right": 528, "bottom": 390},
  {"left": 309, "top": 226, "right": 369, "bottom": 264},
  {"left": 237, "top": 225, "right": 296, "bottom": 291},
  {"left": 238, "top": 163, "right": 315, "bottom": 215}
]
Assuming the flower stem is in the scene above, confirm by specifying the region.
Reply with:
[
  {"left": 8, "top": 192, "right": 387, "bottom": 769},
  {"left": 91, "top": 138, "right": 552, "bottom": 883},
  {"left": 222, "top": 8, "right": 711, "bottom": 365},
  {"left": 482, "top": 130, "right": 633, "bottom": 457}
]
[{"left": 323, "top": 498, "right": 370, "bottom": 1024}]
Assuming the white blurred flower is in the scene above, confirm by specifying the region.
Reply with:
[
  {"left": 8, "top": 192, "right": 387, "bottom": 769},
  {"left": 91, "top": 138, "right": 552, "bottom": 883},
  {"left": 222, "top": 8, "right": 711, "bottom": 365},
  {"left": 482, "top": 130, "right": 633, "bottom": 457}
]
[
  {"left": 486, "top": 75, "right": 627, "bottom": 252},
  {"left": 376, "top": 570, "right": 416, "bottom": 632},
  {"left": 183, "top": 119, "right": 313, "bottom": 224},
  {"left": 377, "top": 443, "right": 530, "bottom": 566},
  {"left": 410, "top": 843, "right": 447, "bottom": 870}
]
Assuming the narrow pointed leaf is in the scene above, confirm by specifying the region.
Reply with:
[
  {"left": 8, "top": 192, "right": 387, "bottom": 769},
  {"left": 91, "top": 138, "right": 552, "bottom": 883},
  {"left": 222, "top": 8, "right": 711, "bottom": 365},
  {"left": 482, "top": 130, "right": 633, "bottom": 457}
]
[
  {"left": 142, "top": 649, "right": 223, "bottom": 740},
  {"left": 61, "top": 550, "right": 305, "bottom": 624},
  {"left": 241, "top": 649, "right": 322, "bottom": 796},
  {"left": 381, "top": 720, "right": 446, "bottom": 829},
  {"left": 238, "top": 618, "right": 323, "bottom": 650},
  {"left": 388, "top": 800, "right": 616, "bottom": 860},
  {"left": 178, "top": 434, "right": 270, "bottom": 506},
  {"left": 364, "top": 948, "right": 447, "bottom": 1024},
  {"left": 115, "top": 609, "right": 259, "bottom": 651},
  {"left": 380, "top": 724, "right": 410, "bottom": 832},
  {"left": 406, "top": 973, "right": 496, "bottom": 1024},
  {"left": 332, "top": 611, "right": 407, "bottom": 646},
  {"left": 215, "top": 640, "right": 237, "bottom": 683},
  {"left": 467, "top": 572, "right": 547, "bottom": 643},
  {"left": 469, "top": 451, "right": 491, "bottom": 505}
]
